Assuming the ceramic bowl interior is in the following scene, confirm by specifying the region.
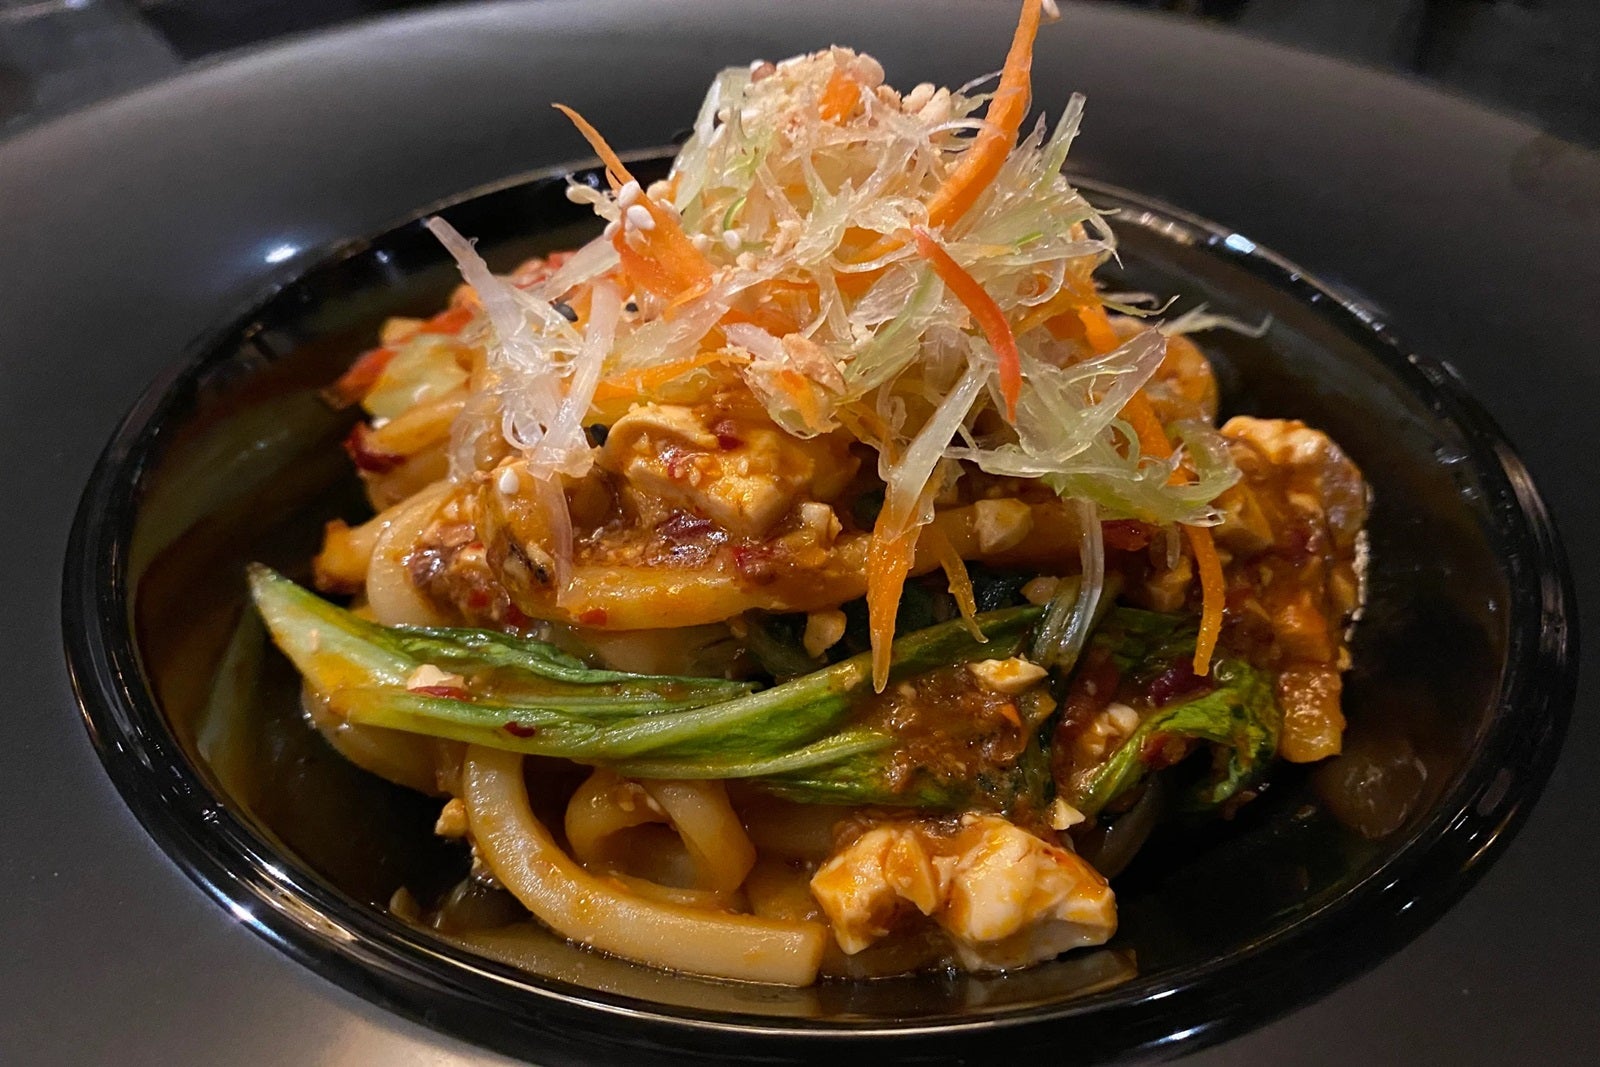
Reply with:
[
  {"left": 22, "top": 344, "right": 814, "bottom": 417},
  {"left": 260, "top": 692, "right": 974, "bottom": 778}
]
[{"left": 64, "top": 155, "right": 1575, "bottom": 1064}]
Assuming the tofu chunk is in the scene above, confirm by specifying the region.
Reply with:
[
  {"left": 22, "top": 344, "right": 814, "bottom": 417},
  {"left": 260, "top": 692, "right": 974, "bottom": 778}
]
[
  {"left": 599, "top": 403, "right": 857, "bottom": 537},
  {"left": 809, "top": 815, "right": 1116, "bottom": 970}
]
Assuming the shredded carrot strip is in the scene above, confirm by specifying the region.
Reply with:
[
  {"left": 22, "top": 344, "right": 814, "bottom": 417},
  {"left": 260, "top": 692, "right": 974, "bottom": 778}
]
[
  {"left": 926, "top": 525, "right": 984, "bottom": 640},
  {"left": 1076, "top": 304, "right": 1123, "bottom": 353},
  {"left": 912, "top": 228, "right": 1022, "bottom": 420},
  {"left": 591, "top": 350, "right": 746, "bottom": 405},
  {"left": 1120, "top": 387, "right": 1225, "bottom": 676},
  {"left": 1119, "top": 388, "right": 1173, "bottom": 460},
  {"left": 819, "top": 67, "right": 860, "bottom": 123},
  {"left": 551, "top": 104, "right": 636, "bottom": 189},
  {"left": 1184, "top": 524, "right": 1225, "bottom": 676},
  {"left": 924, "top": 0, "right": 1042, "bottom": 230},
  {"left": 554, "top": 104, "right": 714, "bottom": 300},
  {"left": 852, "top": 0, "right": 1042, "bottom": 268},
  {"left": 866, "top": 516, "right": 919, "bottom": 692},
  {"left": 773, "top": 367, "right": 824, "bottom": 429}
]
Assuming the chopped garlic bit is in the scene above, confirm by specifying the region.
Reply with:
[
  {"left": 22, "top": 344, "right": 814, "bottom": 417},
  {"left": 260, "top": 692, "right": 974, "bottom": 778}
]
[
  {"left": 1048, "top": 797, "right": 1086, "bottom": 831},
  {"left": 803, "top": 609, "right": 848, "bottom": 659},
  {"left": 434, "top": 797, "right": 469, "bottom": 838},
  {"left": 406, "top": 664, "right": 466, "bottom": 691},
  {"left": 809, "top": 815, "right": 1115, "bottom": 968},
  {"left": 972, "top": 498, "right": 1034, "bottom": 554},
  {"left": 967, "top": 656, "right": 1048, "bottom": 695},
  {"left": 1106, "top": 702, "right": 1140, "bottom": 735}
]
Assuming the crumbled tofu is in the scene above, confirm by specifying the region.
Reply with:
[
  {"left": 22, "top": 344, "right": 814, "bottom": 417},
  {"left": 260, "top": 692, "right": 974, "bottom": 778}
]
[
  {"left": 434, "top": 797, "right": 469, "bottom": 838},
  {"left": 798, "top": 501, "right": 843, "bottom": 546},
  {"left": 598, "top": 402, "right": 855, "bottom": 537},
  {"left": 1047, "top": 798, "right": 1086, "bottom": 831},
  {"left": 803, "top": 609, "right": 848, "bottom": 659},
  {"left": 406, "top": 664, "right": 466, "bottom": 691},
  {"left": 972, "top": 498, "right": 1034, "bottom": 554},
  {"left": 1106, "top": 702, "right": 1141, "bottom": 735},
  {"left": 966, "top": 657, "right": 1049, "bottom": 695},
  {"left": 1074, "top": 703, "right": 1141, "bottom": 764},
  {"left": 809, "top": 815, "right": 1115, "bottom": 968}
]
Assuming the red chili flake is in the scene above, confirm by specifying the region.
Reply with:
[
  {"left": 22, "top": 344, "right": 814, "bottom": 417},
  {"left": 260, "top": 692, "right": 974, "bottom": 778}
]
[
  {"left": 1140, "top": 732, "right": 1191, "bottom": 770},
  {"left": 1147, "top": 659, "right": 1212, "bottom": 707},
  {"left": 1141, "top": 732, "right": 1172, "bottom": 765},
  {"left": 1101, "top": 519, "right": 1153, "bottom": 552},
  {"left": 324, "top": 345, "right": 396, "bottom": 408},
  {"left": 342, "top": 424, "right": 405, "bottom": 473},
  {"left": 710, "top": 418, "right": 742, "bottom": 450},
  {"left": 503, "top": 722, "right": 539, "bottom": 738},
  {"left": 732, "top": 545, "right": 777, "bottom": 584},
  {"left": 466, "top": 589, "right": 491, "bottom": 612},
  {"left": 663, "top": 448, "right": 693, "bottom": 481},
  {"left": 412, "top": 685, "right": 469, "bottom": 699},
  {"left": 657, "top": 511, "right": 717, "bottom": 541},
  {"left": 504, "top": 603, "right": 530, "bottom": 628},
  {"left": 578, "top": 607, "right": 609, "bottom": 626}
]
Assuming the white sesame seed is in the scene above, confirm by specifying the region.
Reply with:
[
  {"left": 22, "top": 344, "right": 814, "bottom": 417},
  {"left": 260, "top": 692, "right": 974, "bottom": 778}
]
[
  {"left": 563, "top": 184, "right": 586, "bottom": 203},
  {"left": 1107, "top": 702, "right": 1141, "bottom": 734},
  {"left": 690, "top": 233, "right": 713, "bottom": 252},
  {"left": 616, "top": 180, "right": 642, "bottom": 207},
  {"left": 721, "top": 229, "right": 741, "bottom": 251},
  {"left": 602, "top": 219, "right": 619, "bottom": 239},
  {"left": 497, "top": 467, "right": 520, "bottom": 495},
  {"left": 625, "top": 204, "right": 655, "bottom": 231}
]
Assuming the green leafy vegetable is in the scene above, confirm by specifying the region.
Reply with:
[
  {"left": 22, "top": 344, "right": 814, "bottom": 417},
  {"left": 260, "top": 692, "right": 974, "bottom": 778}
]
[
  {"left": 249, "top": 564, "right": 750, "bottom": 708},
  {"left": 249, "top": 565, "right": 1043, "bottom": 795},
  {"left": 1071, "top": 657, "right": 1280, "bottom": 817}
]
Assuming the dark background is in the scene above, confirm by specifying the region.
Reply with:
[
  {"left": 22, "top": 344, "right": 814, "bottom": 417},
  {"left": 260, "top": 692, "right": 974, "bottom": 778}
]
[{"left": 3, "top": 0, "right": 1599, "bottom": 148}]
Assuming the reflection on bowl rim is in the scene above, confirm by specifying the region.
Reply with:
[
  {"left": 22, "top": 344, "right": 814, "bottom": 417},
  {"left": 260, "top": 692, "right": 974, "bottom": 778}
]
[{"left": 61, "top": 153, "right": 1577, "bottom": 1064}]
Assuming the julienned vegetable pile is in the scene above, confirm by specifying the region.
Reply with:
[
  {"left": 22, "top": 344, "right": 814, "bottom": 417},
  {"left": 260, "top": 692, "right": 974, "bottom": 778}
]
[{"left": 250, "top": 0, "right": 1369, "bottom": 985}]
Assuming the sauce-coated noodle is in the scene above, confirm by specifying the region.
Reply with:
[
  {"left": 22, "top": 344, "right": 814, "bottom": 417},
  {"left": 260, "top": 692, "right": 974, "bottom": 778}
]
[
  {"left": 565, "top": 769, "right": 756, "bottom": 893},
  {"left": 366, "top": 481, "right": 452, "bottom": 626},
  {"left": 463, "top": 746, "right": 827, "bottom": 984}
]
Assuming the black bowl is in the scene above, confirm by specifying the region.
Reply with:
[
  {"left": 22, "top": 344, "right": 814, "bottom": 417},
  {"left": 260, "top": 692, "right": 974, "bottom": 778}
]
[{"left": 63, "top": 154, "right": 1576, "bottom": 1065}]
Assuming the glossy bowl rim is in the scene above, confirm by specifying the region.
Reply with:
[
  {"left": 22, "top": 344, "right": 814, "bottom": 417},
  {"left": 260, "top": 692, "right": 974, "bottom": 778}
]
[{"left": 62, "top": 153, "right": 1578, "bottom": 1063}]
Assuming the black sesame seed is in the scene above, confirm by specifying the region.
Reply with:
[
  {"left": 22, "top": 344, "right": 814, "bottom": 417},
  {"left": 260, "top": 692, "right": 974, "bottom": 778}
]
[{"left": 552, "top": 300, "right": 578, "bottom": 322}]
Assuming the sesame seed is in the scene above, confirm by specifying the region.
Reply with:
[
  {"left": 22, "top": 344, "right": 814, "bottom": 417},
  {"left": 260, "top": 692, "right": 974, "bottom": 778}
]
[
  {"left": 616, "top": 180, "right": 642, "bottom": 207},
  {"left": 602, "top": 219, "right": 619, "bottom": 239},
  {"left": 626, "top": 204, "right": 655, "bottom": 231},
  {"left": 690, "top": 233, "right": 712, "bottom": 252},
  {"left": 497, "top": 467, "right": 520, "bottom": 495},
  {"left": 551, "top": 300, "right": 578, "bottom": 323},
  {"left": 563, "top": 184, "right": 586, "bottom": 203},
  {"left": 721, "top": 229, "right": 741, "bottom": 251}
]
